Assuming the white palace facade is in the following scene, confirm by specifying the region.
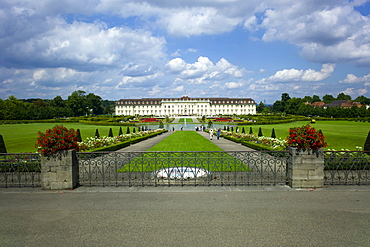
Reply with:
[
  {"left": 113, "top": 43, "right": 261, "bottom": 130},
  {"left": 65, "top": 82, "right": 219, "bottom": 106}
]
[{"left": 115, "top": 96, "right": 256, "bottom": 116}]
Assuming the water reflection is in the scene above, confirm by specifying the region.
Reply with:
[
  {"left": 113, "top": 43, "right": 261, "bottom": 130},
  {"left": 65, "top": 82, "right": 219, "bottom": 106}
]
[{"left": 140, "top": 123, "right": 236, "bottom": 131}]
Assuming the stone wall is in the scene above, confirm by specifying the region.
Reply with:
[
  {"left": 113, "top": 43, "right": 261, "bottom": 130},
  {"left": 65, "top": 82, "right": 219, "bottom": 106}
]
[
  {"left": 287, "top": 147, "right": 324, "bottom": 188},
  {"left": 41, "top": 150, "right": 79, "bottom": 190}
]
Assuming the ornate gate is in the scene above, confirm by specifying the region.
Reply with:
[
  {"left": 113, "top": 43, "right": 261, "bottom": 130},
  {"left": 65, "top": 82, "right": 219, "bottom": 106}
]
[{"left": 77, "top": 151, "right": 289, "bottom": 187}]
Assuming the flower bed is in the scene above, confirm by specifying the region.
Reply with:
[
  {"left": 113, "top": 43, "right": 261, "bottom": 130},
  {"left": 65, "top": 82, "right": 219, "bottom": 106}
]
[
  {"left": 221, "top": 131, "right": 287, "bottom": 150},
  {"left": 78, "top": 129, "right": 166, "bottom": 152}
]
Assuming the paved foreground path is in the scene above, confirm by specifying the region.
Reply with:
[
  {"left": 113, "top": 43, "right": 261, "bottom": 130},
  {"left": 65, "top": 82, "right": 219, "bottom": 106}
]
[{"left": 0, "top": 186, "right": 369, "bottom": 246}]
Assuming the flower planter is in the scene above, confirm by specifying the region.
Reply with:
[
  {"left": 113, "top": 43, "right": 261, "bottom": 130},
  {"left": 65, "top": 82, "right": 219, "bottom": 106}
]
[{"left": 287, "top": 147, "right": 324, "bottom": 189}]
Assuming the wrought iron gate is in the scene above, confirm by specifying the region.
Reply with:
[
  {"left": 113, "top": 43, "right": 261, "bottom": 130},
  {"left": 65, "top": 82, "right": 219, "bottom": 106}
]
[{"left": 77, "top": 151, "right": 289, "bottom": 187}]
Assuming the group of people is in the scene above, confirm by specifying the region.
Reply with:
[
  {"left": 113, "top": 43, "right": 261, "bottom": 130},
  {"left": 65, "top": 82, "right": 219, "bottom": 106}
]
[{"left": 209, "top": 128, "right": 221, "bottom": 140}]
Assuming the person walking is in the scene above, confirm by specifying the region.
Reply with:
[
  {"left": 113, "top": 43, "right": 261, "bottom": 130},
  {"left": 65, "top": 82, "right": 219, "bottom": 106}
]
[
  {"left": 216, "top": 129, "right": 221, "bottom": 140},
  {"left": 209, "top": 129, "right": 213, "bottom": 140}
]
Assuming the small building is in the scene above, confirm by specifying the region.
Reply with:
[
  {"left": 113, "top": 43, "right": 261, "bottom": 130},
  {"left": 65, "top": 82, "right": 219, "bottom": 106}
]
[
  {"left": 311, "top": 100, "right": 362, "bottom": 108},
  {"left": 115, "top": 95, "right": 256, "bottom": 116}
]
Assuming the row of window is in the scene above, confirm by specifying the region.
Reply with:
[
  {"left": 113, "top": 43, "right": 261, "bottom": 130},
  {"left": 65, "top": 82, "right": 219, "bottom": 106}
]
[
  {"left": 117, "top": 100, "right": 254, "bottom": 105},
  {"left": 117, "top": 104, "right": 253, "bottom": 109}
]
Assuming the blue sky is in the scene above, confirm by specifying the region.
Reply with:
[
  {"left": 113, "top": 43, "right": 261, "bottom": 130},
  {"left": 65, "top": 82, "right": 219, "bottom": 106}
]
[{"left": 1, "top": 0, "right": 370, "bottom": 104}]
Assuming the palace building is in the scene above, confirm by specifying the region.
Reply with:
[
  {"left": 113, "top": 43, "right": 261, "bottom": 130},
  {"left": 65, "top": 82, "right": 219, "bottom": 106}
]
[{"left": 115, "top": 95, "right": 256, "bottom": 116}]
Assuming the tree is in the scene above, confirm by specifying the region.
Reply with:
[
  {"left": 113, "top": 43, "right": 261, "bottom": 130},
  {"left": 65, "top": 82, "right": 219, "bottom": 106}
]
[
  {"left": 336, "top": 93, "right": 351, "bottom": 101},
  {"left": 281, "top": 93, "right": 291, "bottom": 102},
  {"left": 354, "top": 95, "right": 370, "bottom": 105},
  {"left": 108, "top": 128, "right": 113, "bottom": 137},
  {"left": 241, "top": 127, "right": 245, "bottom": 134},
  {"left": 86, "top": 93, "right": 103, "bottom": 115},
  {"left": 50, "top": 95, "right": 66, "bottom": 108},
  {"left": 256, "top": 101, "right": 265, "bottom": 113},
  {"left": 302, "top": 96, "right": 313, "bottom": 103},
  {"left": 0, "top": 134, "right": 7, "bottom": 153},
  {"left": 312, "top": 95, "right": 321, "bottom": 103},
  {"left": 285, "top": 97, "right": 304, "bottom": 114},
  {"left": 323, "top": 94, "right": 336, "bottom": 103},
  {"left": 249, "top": 127, "right": 253, "bottom": 134},
  {"left": 66, "top": 91, "right": 87, "bottom": 116},
  {"left": 126, "top": 127, "right": 130, "bottom": 134},
  {"left": 118, "top": 127, "right": 123, "bottom": 136}
]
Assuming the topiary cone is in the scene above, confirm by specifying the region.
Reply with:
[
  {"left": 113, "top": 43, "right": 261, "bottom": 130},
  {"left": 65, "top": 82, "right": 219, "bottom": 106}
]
[{"left": 0, "top": 134, "right": 7, "bottom": 153}]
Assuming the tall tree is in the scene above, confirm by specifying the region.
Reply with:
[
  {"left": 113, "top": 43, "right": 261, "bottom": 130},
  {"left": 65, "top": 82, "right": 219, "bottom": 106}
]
[
  {"left": 66, "top": 90, "right": 87, "bottom": 116},
  {"left": 336, "top": 92, "right": 351, "bottom": 100},
  {"left": 86, "top": 93, "right": 103, "bottom": 115},
  {"left": 322, "top": 94, "right": 336, "bottom": 103}
]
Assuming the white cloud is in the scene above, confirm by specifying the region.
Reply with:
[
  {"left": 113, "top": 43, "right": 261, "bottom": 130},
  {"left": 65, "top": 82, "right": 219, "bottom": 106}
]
[
  {"left": 340, "top": 73, "right": 370, "bottom": 84},
  {"left": 257, "top": 64, "right": 335, "bottom": 84},
  {"left": 225, "top": 82, "right": 243, "bottom": 89},
  {"left": 167, "top": 56, "right": 247, "bottom": 84}
]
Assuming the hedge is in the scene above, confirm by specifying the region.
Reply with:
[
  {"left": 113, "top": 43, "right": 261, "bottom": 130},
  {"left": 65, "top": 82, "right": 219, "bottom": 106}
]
[
  {"left": 240, "top": 141, "right": 285, "bottom": 151},
  {"left": 79, "top": 120, "right": 136, "bottom": 126},
  {"left": 87, "top": 130, "right": 167, "bottom": 152}
]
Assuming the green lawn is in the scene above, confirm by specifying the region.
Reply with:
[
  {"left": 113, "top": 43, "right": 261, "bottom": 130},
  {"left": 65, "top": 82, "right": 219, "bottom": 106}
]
[
  {"left": 238, "top": 120, "right": 369, "bottom": 150},
  {"left": 147, "top": 131, "right": 222, "bottom": 151},
  {"left": 117, "top": 131, "right": 250, "bottom": 172},
  {"left": 178, "top": 118, "right": 193, "bottom": 123},
  {"left": 1, "top": 120, "right": 369, "bottom": 153},
  {"left": 0, "top": 123, "right": 135, "bottom": 153}
]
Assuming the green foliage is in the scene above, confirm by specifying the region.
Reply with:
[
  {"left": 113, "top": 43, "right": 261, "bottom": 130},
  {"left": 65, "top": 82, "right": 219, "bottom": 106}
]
[
  {"left": 242, "top": 127, "right": 245, "bottom": 134},
  {"left": 159, "top": 121, "right": 164, "bottom": 128},
  {"left": 108, "top": 128, "right": 113, "bottom": 137},
  {"left": 0, "top": 134, "right": 7, "bottom": 153},
  {"left": 118, "top": 127, "right": 123, "bottom": 136},
  {"left": 364, "top": 131, "right": 370, "bottom": 153},
  {"left": 95, "top": 129, "right": 100, "bottom": 138},
  {"left": 249, "top": 127, "right": 253, "bottom": 134},
  {"left": 258, "top": 127, "right": 263, "bottom": 137},
  {"left": 76, "top": 129, "right": 82, "bottom": 142},
  {"left": 271, "top": 128, "right": 276, "bottom": 138},
  {"left": 126, "top": 127, "right": 130, "bottom": 134}
]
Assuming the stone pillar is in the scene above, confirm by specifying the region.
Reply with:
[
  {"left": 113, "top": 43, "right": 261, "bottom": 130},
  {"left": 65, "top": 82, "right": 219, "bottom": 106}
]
[
  {"left": 287, "top": 147, "right": 324, "bottom": 189},
  {"left": 41, "top": 150, "right": 79, "bottom": 190}
]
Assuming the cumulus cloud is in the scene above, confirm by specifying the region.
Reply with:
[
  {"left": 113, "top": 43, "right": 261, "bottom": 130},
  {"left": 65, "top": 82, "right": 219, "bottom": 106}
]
[
  {"left": 1, "top": 0, "right": 369, "bottom": 102},
  {"left": 340, "top": 73, "right": 370, "bottom": 84},
  {"left": 166, "top": 56, "right": 247, "bottom": 84},
  {"left": 257, "top": 64, "right": 335, "bottom": 84}
]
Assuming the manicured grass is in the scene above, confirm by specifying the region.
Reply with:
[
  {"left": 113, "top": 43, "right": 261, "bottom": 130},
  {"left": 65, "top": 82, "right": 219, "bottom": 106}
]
[
  {"left": 147, "top": 131, "right": 222, "bottom": 151},
  {"left": 117, "top": 131, "right": 250, "bottom": 172},
  {"left": 178, "top": 118, "right": 193, "bottom": 123},
  {"left": 238, "top": 120, "right": 369, "bottom": 150},
  {"left": 0, "top": 123, "right": 135, "bottom": 153},
  {"left": 1, "top": 120, "right": 369, "bottom": 152}
]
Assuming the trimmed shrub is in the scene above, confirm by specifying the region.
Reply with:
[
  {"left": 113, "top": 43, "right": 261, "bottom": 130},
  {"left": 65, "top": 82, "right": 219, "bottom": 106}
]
[
  {"left": 258, "top": 127, "right": 263, "bottom": 137},
  {"left": 126, "top": 127, "right": 130, "bottom": 134},
  {"left": 95, "top": 129, "right": 100, "bottom": 138},
  {"left": 133, "top": 127, "right": 136, "bottom": 133},
  {"left": 241, "top": 127, "right": 245, "bottom": 134},
  {"left": 76, "top": 129, "right": 82, "bottom": 142},
  {"left": 118, "top": 127, "right": 123, "bottom": 136},
  {"left": 108, "top": 128, "right": 113, "bottom": 137},
  {"left": 249, "top": 127, "right": 253, "bottom": 135},
  {"left": 364, "top": 131, "right": 370, "bottom": 154},
  {"left": 0, "top": 134, "right": 7, "bottom": 153},
  {"left": 271, "top": 128, "right": 276, "bottom": 138}
]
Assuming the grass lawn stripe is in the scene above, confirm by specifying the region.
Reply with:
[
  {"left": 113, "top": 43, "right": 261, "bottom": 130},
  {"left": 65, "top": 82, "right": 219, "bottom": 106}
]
[{"left": 117, "top": 131, "right": 251, "bottom": 172}]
